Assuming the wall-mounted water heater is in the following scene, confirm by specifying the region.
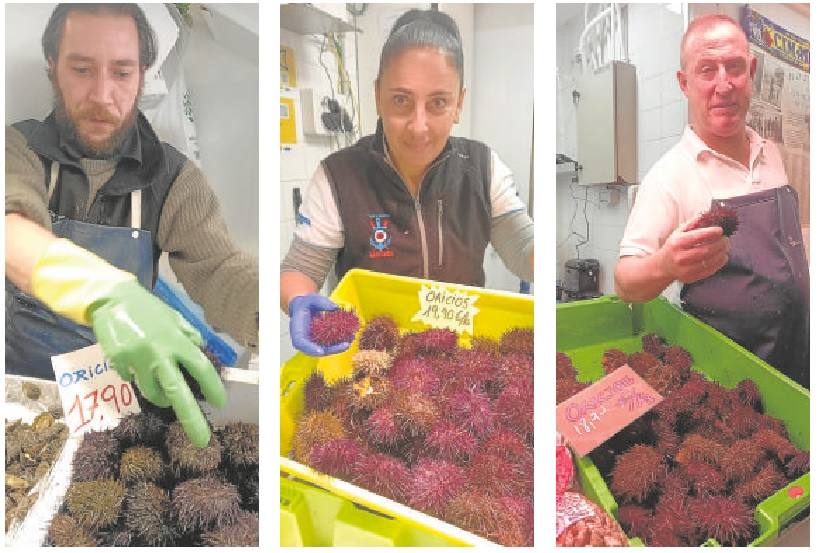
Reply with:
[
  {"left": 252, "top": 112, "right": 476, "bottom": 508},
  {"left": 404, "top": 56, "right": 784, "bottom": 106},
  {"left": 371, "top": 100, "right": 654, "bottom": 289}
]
[{"left": 576, "top": 61, "right": 637, "bottom": 186}]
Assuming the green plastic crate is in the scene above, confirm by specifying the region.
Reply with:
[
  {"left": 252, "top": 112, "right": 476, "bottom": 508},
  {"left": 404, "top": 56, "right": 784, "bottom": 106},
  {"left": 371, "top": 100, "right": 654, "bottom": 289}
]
[
  {"left": 557, "top": 296, "right": 810, "bottom": 547},
  {"left": 281, "top": 269, "right": 533, "bottom": 546}
]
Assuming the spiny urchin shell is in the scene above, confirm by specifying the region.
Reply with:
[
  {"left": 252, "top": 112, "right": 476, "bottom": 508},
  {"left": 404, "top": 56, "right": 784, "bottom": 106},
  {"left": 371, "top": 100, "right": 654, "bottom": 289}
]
[
  {"left": 119, "top": 446, "right": 164, "bottom": 484},
  {"left": 689, "top": 496, "right": 755, "bottom": 546},
  {"left": 172, "top": 477, "right": 241, "bottom": 533},
  {"left": 674, "top": 433, "right": 726, "bottom": 466},
  {"left": 392, "top": 390, "right": 439, "bottom": 438},
  {"left": 165, "top": 421, "right": 222, "bottom": 477},
  {"left": 681, "top": 462, "right": 726, "bottom": 496},
  {"left": 410, "top": 328, "right": 459, "bottom": 355},
  {"left": 423, "top": 421, "right": 478, "bottom": 464},
  {"left": 735, "top": 379, "right": 762, "bottom": 411},
  {"left": 447, "top": 389, "right": 495, "bottom": 438},
  {"left": 733, "top": 461, "right": 788, "bottom": 504},
  {"left": 72, "top": 430, "right": 119, "bottom": 481},
  {"left": 689, "top": 204, "right": 739, "bottom": 237},
  {"left": 610, "top": 444, "right": 666, "bottom": 503},
  {"left": 617, "top": 504, "right": 652, "bottom": 538},
  {"left": 303, "top": 372, "right": 332, "bottom": 412},
  {"left": 65, "top": 479, "right": 126, "bottom": 529},
  {"left": 352, "top": 350, "right": 394, "bottom": 377},
  {"left": 390, "top": 357, "right": 440, "bottom": 394},
  {"left": 446, "top": 490, "right": 528, "bottom": 546},
  {"left": 365, "top": 406, "right": 401, "bottom": 446},
  {"left": 113, "top": 412, "right": 167, "bottom": 446},
  {"left": 627, "top": 351, "right": 662, "bottom": 376},
  {"left": 292, "top": 410, "right": 346, "bottom": 463},
  {"left": 499, "top": 328, "right": 534, "bottom": 356},
  {"left": 468, "top": 452, "right": 531, "bottom": 497},
  {"left": 221, "top": 422, "right": 259, "bottom": 467},
  {"left": 309, "top": 309, "right": 360, "bottom": 347},
  {"left": 405, "top": 458, "right": 466, "bottom": 515},
  {"left": 718, "top": 438, "right": 766, "bottom": 482},
  {"left": 47, "top": 513, "right": 97, "bottom": 546},
  {"left": 495, "top": 379, "right": 533, "bottom": 436},
  {"left": 641, "top": 333, "right": 669, "bottom": 358},
  {"left": 602, "top": 348, "right": 628, "bottom": 373},
  {"left": 358, "top": 315, "right": 399, "bottom": 351},
  {"left": 308, "top": 438, "right": 365, "bottom": 479},
  {"left": 124, "top": 481, "right": 176, "bottom": 546},
  {"left": 352, "top": 453, "right": 410, "bottom": 503},
  {"left": 482, "top": 428, "right": 530, "bottom": 464},
  {"left": 201, "top": 510, "right": 259, "bottom": 546},
  {"left": 785, "top": 450, "right": 810, "bottom": 479}
]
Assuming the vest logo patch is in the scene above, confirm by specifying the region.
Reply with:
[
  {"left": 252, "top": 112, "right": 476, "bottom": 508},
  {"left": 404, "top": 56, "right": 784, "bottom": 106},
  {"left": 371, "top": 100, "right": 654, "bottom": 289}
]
[{"left": 368, "top": 213, "right": 395, "bottom": 258}]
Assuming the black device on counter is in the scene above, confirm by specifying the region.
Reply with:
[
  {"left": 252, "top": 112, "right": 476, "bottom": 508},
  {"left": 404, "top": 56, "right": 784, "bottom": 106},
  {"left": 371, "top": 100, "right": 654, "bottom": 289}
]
[{"left": 563, "top": 258, "right": 600, "bottom": 301}]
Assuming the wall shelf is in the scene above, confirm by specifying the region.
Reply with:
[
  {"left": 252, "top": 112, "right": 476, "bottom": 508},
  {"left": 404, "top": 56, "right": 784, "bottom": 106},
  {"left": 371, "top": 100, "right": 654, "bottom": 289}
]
[{"left": 281, "top": 4, "right": 359, "bottom": 35}]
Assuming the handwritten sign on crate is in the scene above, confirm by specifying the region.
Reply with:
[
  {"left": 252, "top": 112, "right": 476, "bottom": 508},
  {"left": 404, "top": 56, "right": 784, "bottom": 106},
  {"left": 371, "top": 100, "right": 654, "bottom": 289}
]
[
  {"left": 411, "top": 283, "right": 479, "bottom": 335},
  {"left": 556, "top": 365, "right": 663, "bottom": 457},
  {"left": 51, "top": 344, "right": 141, "bottom": 435}
]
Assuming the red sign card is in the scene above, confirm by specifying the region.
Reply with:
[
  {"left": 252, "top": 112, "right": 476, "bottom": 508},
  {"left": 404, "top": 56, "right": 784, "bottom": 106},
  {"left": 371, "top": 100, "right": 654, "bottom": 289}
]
[{"left": 556, "top": 365, "right": 663, "bottom": 457}]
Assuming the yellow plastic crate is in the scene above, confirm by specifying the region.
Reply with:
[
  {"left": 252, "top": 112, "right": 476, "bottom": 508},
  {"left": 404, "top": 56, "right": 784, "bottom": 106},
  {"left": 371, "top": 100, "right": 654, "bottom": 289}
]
[{"left": 280, "top": 269, "right": 534, "bottom": 546}]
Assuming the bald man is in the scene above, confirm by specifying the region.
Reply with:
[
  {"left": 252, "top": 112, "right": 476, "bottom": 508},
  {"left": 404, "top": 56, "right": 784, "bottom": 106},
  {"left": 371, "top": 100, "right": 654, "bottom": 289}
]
[{"left": 614, "top": 14, "right": 808, "bottom": 388}]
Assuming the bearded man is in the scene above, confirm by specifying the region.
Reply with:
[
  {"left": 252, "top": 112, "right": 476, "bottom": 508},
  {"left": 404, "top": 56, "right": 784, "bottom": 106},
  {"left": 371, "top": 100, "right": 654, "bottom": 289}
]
[{"left": 5, "top": 4, "right": 259, "bottom": 446}]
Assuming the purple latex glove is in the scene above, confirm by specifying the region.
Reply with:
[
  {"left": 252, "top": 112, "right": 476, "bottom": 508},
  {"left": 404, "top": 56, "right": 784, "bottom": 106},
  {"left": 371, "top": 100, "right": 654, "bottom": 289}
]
[{"left": 288, "top": 293, "right": 352, "bottom": 356}]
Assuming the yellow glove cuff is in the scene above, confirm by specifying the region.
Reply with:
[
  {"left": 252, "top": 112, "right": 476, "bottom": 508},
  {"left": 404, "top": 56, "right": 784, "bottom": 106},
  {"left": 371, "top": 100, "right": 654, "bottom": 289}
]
[{"left": 30, "top": 238, "right": 136, "bottom": 325}]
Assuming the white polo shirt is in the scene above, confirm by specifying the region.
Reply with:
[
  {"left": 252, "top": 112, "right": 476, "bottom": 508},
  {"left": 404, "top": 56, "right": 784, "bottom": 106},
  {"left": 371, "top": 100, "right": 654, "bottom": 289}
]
[{"left": 620, "top": 125, "right": 789, "bottom": 259}]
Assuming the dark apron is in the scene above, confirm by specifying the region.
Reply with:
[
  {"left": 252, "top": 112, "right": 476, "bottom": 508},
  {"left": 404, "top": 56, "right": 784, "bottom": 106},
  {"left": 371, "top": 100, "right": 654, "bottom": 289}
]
[
  {"left": 6, "top": 162, "right": 153, "bottom": 379},
  {"left": 681, "top": 185, "right": 809, "bottom": 389}
]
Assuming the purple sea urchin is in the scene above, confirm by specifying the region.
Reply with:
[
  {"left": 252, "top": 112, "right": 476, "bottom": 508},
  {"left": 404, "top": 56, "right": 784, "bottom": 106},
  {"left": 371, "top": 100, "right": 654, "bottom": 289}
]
[
  {"left": 72, "top": 430, "right": 119, "bottom": 481},
  {"left": 405, "top": 458, "right": 466, "bottom": 515},
  {"left": 47, "top": 513, "right": 97, "bottom": 546},
  {"left": 308, "top": 438, "right": 364, "bottom": 479},
  {"left": 292, "top": 411, "right": 346, "bottom": 463},
  {"left": 688, "top": 205, "right": 739, "bottom": 237},
  {"left": 689, "top": 496, "right": 756, "bottom": 546},
  {"left": 172, "top": 477, "right": 241, "bottom": 533},
  {"left": 610, "top": 444, "right": 666, "bottom": 503},
  {"left": 423, "top": 421, "right": 478, "bottom": 464},
  {"left": 358, "top": 315, "right": 399, "bottom": 351},
  {"left": 221, "top": 422, "right": 259, "bottom": 467},
  {"left": 201, "top": 510, "right": 259, "bottom": 546},
  {"left": 165, "top": 421, "right": 222, "bottom": 477},
  {"left": 119, "top": 446, "right": 164, "bottom": 485},
  {"left": 352, "top": 453, "right": 410, "bottom": 503},
  {"left": 65, "top": 479, "right": 126, "bottom": 529},
  {"left": 499, "top": 328, "right": 534, "bottom": 356},
  {"left": 124, "top": 481, "right": 176, "bottom": 546},
  {"left": 309, "top": 309, "right": 360, "bottom": 347}
]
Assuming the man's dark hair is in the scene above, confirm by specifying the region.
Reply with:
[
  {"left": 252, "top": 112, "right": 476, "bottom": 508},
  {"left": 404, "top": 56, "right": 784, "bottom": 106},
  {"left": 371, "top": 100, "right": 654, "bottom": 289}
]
[
  {"left": 42, "top": 3, "right": 158, "bottom": 73},
  {"left": 378, "top": 8, "right": 464, "bottom": 87}
]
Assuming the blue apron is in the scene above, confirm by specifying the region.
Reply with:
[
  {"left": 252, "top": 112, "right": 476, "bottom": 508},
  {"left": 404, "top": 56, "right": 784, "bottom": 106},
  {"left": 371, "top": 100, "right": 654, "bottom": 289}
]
[
  {"left": 6, "top": 161, "right": 154, "bottom": 379},
  {"left": 681, "top": 185, "right": 809, "bottom": 389}
]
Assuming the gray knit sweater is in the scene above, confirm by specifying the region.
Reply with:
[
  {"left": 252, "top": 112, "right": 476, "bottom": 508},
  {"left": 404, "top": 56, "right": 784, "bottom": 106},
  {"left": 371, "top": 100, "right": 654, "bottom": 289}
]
[{"left": 5, "top": 126, "right": 259, "bottom": 351}]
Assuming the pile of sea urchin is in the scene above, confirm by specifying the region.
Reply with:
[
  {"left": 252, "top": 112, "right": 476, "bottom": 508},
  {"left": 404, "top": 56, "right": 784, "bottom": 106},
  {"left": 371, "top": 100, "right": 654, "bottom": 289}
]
[{"left": 293, "top": 316, "right": 534, "bottom": 546}]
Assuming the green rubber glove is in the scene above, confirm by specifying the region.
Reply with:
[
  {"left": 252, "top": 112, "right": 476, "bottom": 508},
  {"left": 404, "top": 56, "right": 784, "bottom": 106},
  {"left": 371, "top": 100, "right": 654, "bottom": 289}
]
[
  {"left": 31, "top": 239, "right": 225, "bottom": 447},
  {"left": 89, "top": 280, "right": 226, "bottom": 447}
]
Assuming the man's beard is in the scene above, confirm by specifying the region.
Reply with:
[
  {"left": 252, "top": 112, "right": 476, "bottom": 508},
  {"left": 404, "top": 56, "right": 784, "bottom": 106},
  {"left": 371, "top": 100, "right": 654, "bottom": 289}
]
[{"left": 53, "top": 82, "right": 140, "bottom": 159}]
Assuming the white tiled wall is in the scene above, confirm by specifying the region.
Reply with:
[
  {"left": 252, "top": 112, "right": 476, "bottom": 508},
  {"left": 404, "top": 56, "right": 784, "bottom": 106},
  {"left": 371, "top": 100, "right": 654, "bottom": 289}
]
[{"left": 556, "top": 3, "right": 685, "bottom": 295}]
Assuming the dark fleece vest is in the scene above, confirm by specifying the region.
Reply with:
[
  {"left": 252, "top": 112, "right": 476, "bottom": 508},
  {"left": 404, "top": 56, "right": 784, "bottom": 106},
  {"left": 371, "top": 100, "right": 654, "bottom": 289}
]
[
  {"left": 13, "top": 111, "right": 186, "bottom": 280},
  {"left": 322, "top": 122, "right": 493, "bottom": 287}
]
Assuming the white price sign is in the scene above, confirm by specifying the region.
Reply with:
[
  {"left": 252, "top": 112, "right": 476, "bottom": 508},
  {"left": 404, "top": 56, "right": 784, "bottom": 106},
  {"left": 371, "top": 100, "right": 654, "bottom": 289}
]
[
  {"left": 51, "top": 344, "right": 141, "bottom": 435},
  {"left": 410, "top": 283, "right": 479, "bottom": 335}
]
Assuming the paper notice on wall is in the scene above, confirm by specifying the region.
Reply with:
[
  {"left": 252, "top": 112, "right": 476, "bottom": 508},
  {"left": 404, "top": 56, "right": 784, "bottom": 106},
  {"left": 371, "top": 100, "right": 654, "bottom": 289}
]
[
  {"left": 51, "top": 344, "right": 141, "bottom": 436},
  {"left": 748, "top": 46, "right": 809, "bottom": 221}
]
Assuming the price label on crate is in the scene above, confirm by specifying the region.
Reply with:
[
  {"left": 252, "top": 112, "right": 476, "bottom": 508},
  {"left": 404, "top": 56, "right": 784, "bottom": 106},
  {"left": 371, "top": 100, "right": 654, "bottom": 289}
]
[
  {"left": 556, "top": 365, "right": 662, "bottom": 457},
  {"left": 411, "top": 283, "right": 479, "bottom": 335},
  {"left": 51, "top": 344, "right": 141, "bottom": 435}
]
